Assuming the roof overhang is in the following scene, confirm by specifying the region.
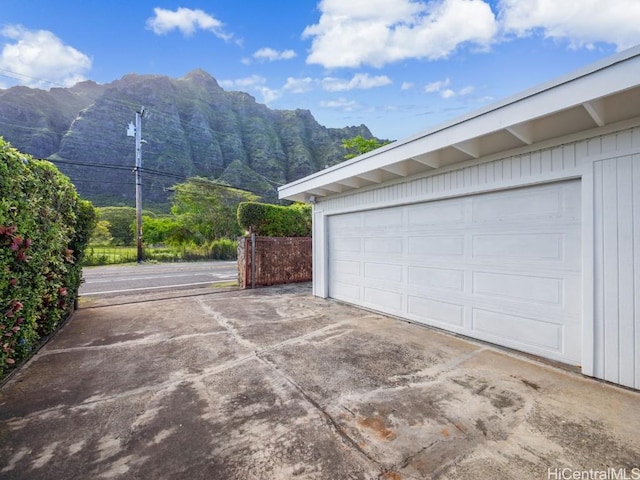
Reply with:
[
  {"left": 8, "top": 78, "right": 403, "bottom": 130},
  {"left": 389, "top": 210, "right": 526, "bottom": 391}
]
[{"left": 279, "top": 46, "right": 640, "bottom": 203}]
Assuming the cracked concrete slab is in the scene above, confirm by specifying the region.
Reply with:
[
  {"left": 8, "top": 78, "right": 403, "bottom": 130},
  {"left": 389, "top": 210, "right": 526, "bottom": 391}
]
[{"left": 1, "top": 283, "right": 639, "bottom": 479}]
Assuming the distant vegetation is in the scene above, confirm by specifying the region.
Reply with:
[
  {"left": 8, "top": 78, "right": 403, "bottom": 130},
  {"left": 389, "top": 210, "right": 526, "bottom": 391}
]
[
  {"left": 342, "top": 135, "right": 391, "bottom": 159},
  {"left": 84, "top": 177, "right": 257, "bottom": 265}
]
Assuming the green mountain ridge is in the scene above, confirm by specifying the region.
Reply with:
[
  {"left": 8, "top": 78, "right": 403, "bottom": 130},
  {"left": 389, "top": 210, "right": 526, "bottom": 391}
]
[{"left": 0, "top": 69, "right": 382, "bottom": 206}]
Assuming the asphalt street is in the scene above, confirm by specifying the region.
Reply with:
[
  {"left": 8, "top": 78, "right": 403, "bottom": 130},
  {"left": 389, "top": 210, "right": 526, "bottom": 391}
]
[{"left": 79, "top": 261, "right": 238, "bottom": 296}]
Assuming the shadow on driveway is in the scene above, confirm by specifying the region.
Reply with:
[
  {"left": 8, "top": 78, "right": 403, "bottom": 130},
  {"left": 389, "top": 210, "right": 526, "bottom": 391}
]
[{"left": 1, "top": 283, "right": 639, "bottom": 479}]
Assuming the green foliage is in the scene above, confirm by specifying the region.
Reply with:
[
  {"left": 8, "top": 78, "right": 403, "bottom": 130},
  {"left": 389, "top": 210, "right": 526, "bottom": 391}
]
[
  {"left": 342, "top": 135, "right": 390, "bottom": 160},
  {"left": 96, "top": 207, "right": 136, "bottom": 245},
  {"left": 0, "top": 137, "right": 96, "bottom": 377},
  {"left": 89, "top": 220, "right": 113, "bottom": 245},
  {"left": 237, "top": 202, "right": 311, "bottom": 237},
  {"left": 141, "top": 216, "right": 180, "bottom": 245},
  {"left": 171, "top": 177, "right": 258, "bottom": 244}
]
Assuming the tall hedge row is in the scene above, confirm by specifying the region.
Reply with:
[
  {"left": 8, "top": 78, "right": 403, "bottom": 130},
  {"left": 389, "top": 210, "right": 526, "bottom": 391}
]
[
  {"left": 0, "top": 138, "right": 96, "bottom": 377},
  {"left": 237, "top": 202, "right": 311, "bottom": 237}
]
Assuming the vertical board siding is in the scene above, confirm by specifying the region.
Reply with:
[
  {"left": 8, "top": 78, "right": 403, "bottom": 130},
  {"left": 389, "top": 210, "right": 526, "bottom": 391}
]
[
  {"left": 593, "top": 161, "right": 605, "bottom": 378},
  {"left": 593, "top": 155, "right": 639, "bottom": 389},
  {"left": 601, "top": 160, "right": 620, "bottom": 382},
  {"left": 634, "top": 160, "right": 640, "bottom": 389}
]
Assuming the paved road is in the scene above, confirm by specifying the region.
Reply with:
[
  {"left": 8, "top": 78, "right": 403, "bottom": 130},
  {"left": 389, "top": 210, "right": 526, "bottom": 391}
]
[{"left": 79, "top": 261, "right": 237, "bottom": 296}]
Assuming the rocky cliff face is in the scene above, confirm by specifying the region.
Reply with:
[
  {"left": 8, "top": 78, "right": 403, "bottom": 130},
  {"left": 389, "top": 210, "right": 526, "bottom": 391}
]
[{"left": 0, "top": 69, "right": 379, "bottom": 205}]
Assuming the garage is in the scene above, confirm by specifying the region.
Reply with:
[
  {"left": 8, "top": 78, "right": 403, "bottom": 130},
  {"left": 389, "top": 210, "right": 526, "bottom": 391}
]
[
  {"left": 279, "top": 47, "right": 640, "bottom": 390},
  {"left": 328, "top": 181, "right": 582, "bottom": 364}
]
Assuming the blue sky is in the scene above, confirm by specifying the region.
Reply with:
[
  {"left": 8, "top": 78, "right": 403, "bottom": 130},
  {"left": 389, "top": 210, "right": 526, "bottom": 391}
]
[{"left": 1, "top": 1, "right": 639, "bottom": 140}]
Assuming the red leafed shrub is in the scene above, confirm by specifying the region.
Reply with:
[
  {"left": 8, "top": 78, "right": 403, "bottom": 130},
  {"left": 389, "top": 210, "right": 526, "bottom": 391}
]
[{"left": 0, "top": 137, "right": 96, "bottom": 377}]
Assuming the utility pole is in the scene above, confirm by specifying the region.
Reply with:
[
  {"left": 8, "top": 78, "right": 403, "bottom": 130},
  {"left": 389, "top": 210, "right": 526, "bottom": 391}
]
[{"left": 127, "top": 107, "right": 145, "bottom": 263}]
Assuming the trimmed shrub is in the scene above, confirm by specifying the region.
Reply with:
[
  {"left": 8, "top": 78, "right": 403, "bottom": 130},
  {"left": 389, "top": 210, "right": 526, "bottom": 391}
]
[
  {"left": 237, "top": 202, "right": 311, "bottom": 237},
  {"left": 0, "top": 138, "right": 96, "bottom": 377}
]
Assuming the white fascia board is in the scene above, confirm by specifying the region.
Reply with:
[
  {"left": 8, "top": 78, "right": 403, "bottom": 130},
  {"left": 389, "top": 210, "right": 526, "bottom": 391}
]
[{"left": 279, "top": 46, "right": 640, "bottom": 201}]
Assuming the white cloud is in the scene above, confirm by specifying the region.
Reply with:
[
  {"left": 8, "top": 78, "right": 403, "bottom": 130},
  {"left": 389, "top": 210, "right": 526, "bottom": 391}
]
[
  {"left": 322, "top": 73, "right": 392, "bottom": 92},
  {"left": 424, "top": 77, "right": 450, "bottom": 93},
  {"left": 304, "top": 0, "right": 497, "bottom": 68},
  {"left": 320, "top": 97, "right": 361, "bottom": 111},
  {"left": 303, "top": 0, "right": 640, "bottom": 69},
  {"left": 146, "top": 7, "right": 232, "bottom": 40},
  {"left": 253, "top": 48, "right": 296, "bottom": 61},
  {"left": 0, "top": 25, "right": 91, "bottom": 88},
  {"left": 424, "top": 78, "right": 474, "bottom": 98},
  {"left": 255, "top": 86, "right": 281, "bottom": 104},
  {"left": 219, "top": 75, "right": 281, "bottom": 104},
  {"left": 401, "top": 81, "right": 415, "bottom": 90},
  {"left": 220, "top": 74, "right": 267, "bottom": 90},
  {"left": 440, "top": 88, "right": 456, "bottom": 99},
  {"left": 498, "top": 0, "right": 640, "bottom": 51},
  {"left": 283, "top": 77, "right": 314, "bottom": 93}
]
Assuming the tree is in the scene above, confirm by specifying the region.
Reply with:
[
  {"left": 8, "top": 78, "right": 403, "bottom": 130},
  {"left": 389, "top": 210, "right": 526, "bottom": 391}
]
[
  {"left": 96, "top": 207, "right": 136, "bottom": 245},
  {"left": 140, "top": 216, "right": 180, "bottom": 245},
  {"left": 342, "top": 135, "right": 390, "bottom": 160},
  {"left": 170, "top": 177, "right": 258, "bottom": 244},
  {"left": 89, "top": 220, "right": 113, "bottom": 245}
]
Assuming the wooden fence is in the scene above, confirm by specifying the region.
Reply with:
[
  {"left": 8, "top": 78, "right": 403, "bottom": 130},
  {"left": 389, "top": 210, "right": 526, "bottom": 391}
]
[{"left": 238, "top": 235, "right": 312, "bottom": 288}]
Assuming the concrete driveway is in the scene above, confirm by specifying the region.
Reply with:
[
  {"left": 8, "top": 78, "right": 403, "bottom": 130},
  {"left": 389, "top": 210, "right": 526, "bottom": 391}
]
[{"left": 1, "top": 284, "right": 639, "bottom": 479}]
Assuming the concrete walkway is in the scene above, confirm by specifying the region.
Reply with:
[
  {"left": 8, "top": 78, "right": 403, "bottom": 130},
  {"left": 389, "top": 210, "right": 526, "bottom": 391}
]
[{"left": 1, "top": 284, "right": 639, "bottom": 479}]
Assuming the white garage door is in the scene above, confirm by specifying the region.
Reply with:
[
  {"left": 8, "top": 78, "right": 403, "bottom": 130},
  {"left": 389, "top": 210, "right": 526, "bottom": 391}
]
[{"left": 328, "top": 180, "right": 582, "bottom": 364}]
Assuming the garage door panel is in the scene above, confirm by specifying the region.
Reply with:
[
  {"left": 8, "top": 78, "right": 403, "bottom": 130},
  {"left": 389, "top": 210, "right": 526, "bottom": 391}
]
[
  {"left": 471, "top": 186, "right": 564, "bottom": 223},
  {"left": 363, "top": 209, "right": 403, "bottom": 228},
  {"left": 472, "top": 271, "right": 562, "bottom": 305},
  {"left": 471, "top": 272, "right": 582, "bottom": 315},
  {"left": 472, "top": 308, "right": 563, "bottom": 351},
  {"left": 408, "top": 235, "right": 465, "bottom": 256},
  {"left": 331, "top": 212, "right": 362, "bottom": 230},
  {"left": 407, "top": 296, "right": 465, "bottom": 327},
  {"left": 363, "top": 287, "right": 403, "bottom": 313},
  {"left": 364, "top": 237, "right": 403, "bottom": 254},
  {"left": 472, "top": 233, "right": 564, "bottom": 261},
  {"left": 331, "top": 282, "right": 361, "bottom": 303},
  {"left": 408, "top": 201, "right": 465, "bottom": 225},
  {"left": 364, "top": 262, "right": 403, "bottom": 282},
  {"left": 327, "top": 180, "right": 581, "bottom": 365},
  {"left": 408, "top": 266, "right": 465, "bottom": 291},
  {"left": 331, "top": 237, "right": 361, "bottom": 253},
  {"left": 331, "top": 259, "right": 360, "bottom": 281}
]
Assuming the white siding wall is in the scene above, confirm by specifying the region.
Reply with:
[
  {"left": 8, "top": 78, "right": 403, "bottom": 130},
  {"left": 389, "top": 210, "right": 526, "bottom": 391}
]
[
  {"left": 313, "top": 124, "right": 640, "bottom": 389},
  {"left": 593, "top": 155, "right": 640, "bottom": 389}
]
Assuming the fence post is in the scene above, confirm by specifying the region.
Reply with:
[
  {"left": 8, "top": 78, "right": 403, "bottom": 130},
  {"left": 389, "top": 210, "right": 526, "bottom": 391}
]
[{"left": 251, "top": 233, "right": 256, "bottom": 289}]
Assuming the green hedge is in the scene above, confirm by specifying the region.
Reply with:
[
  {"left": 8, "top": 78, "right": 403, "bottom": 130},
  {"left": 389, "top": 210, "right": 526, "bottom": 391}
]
[
  {"left": 237, "top": 202, "right": 311, "bottom": 237},
  {"left": 0, "top": 138, "right": 96, "bottom": 377}
]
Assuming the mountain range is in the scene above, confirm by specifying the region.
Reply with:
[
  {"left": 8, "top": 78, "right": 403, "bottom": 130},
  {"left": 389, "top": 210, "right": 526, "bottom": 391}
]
[{"left": 0, "top": 69, "right": 382, "bottom": 206}]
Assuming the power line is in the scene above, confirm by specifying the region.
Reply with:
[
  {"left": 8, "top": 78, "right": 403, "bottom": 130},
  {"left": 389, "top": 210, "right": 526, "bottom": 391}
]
[
  {"left": 0, "top": 69, "right": 67, "bottom": 88},
  {"left": 49, "top": 158, "right": 132, "bottom": 172}
]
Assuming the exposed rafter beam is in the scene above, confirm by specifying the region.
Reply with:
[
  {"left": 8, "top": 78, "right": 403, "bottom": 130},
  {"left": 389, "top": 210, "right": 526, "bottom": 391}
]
[
  {"left": 336, "top": 177, "right": 361, "bottom": 188},
  {"left": 322, "top": 183, "right": 344, "bottom": 193},
  {"left": 411, "top": 152, "right": 440, "bottom": 169},
  {"left": 506, "top": 124, "right": 534, "bottom": 145},
  {"left": 452, "top": 139, "right": 480, "bottom": 158},
  {"left": 583, "top": 100, "right": 606, "bottom": 127},
  {"left": 381, "top": 162, "right": 409, "bottom": 177},
  {"left": 307, "top": 188, "right": 328, "bottom": 197},
  {"left": 357, "top": 170, "right": 383, "bottom": 183}
]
